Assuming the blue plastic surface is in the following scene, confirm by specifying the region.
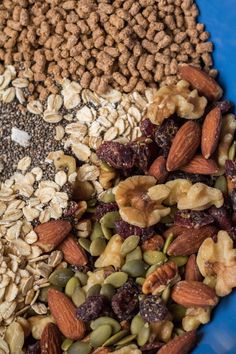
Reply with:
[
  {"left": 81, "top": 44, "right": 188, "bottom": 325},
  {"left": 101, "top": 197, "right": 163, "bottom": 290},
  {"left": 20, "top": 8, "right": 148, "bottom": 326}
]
[{"left": 192, "top": 1, "right": 236, "bottom": 353}]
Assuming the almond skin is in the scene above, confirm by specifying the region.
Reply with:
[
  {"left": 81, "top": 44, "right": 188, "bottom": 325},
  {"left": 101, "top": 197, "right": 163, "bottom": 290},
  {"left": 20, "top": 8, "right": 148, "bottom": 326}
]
[
  {"left": 158, "top": 330, "right": 197, "bottom": 354},
  {"left": 181, "top": 154, "right": 219, "bottom": 174},
  {"left": 148, "top": 156, "right": 168, "bottom": 183},
  {"left": 171, "top": 281, "right": 218, "bottom": 307},
  {"left": 163, "top": 225, "right": 188, "bottom": 239},
  {"left": 48, "top": 288, "right": 86, "bottom": 340},
  {"left": 185, "top": 254, "right": 202, "bottom": 282},
  {"left": 35, "top": 220, "right": 72, "bottom": 252},
  {"left": 40, "top": 323, "right": 62, "bottom": 354},
  {"left": 179, "top": 64, "right": 223, "bottom": 100},
  {"left": 166, "top": 121, "right": 201, "bottom": 171},
  {"left": 201, "top": 107, "right": 222, "bottom": 159},
  {"left": 167, "top": 225, "right": 217, "bottom": 256},
  {"left": 58, "top": 234, "right": 88, "bottom": 266}
]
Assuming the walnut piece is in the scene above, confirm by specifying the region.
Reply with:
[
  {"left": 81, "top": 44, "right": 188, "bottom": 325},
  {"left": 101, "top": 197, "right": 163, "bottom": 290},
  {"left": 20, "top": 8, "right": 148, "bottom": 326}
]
[
  {"left": 47, "top": 150, "right": 76, "bottom": 176},
  {"left": 197, "top": 231, "right": 236, "bottom": 297},
  {"left": 95, "top": 234, "right": 124, "bottom": 269},
  {"left": 164, "top": 179, "right": 192, "bottom": 206},
  {"left": 177, "top": 183, "right": 224, "bottom": 211},
  {"left": 217, "top": 114, "right": 236, "bottom": 168},
  {"left": 150, "top": 320, "right": 174, "bottom": 343},
  {"left": 146, "top": 80, "right": 207, "bottom": 125},
  {"left": 112, "top": 345, "right": 141, "bottom": 354},
  {"left": 115, "top": 176, "right": 170, "bottom": 227},
  {"left": 182, "top": 307, "right": 211, "bottom": 331}
]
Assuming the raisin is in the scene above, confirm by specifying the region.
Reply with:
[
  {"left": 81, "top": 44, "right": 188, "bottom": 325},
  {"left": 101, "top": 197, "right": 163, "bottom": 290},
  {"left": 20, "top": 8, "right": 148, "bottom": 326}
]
[
  {"left": 174, "top": 210, "right": 214, "bottom": 229},
  {"left": 76, "top": 295, "right": 108, "bottom": 322},
  {"left": 129, "top": 139, "right": 157, "bottom": 171},
  {"left": 95, "top": 202, "right": 119, "bottom": 220},
  {"left": 213, "top": 100, "right": 233, "bottom": 114},
  {"left": 111, "top": 281, "right": 139, "bottom": 321},
  {"left": 140, "top": 118, "right": 157, "bottom": 138},
  {"left": 140, "top": 295, "right": 169, "bottom": 322},
  {"left": 225, "top": 160, "right": 236, "bottom": 182},
  {"left": 97, "top": 141, "right": 135, "bottom": 169},
  {"left": 26, "top": 341, "right": 41, "bottom": 354},
  {"left": 232, "top": 190, "right": 236, "bottom": 212},
  {"left": 167, "top": 171, "right": 213, "bottom": 186},
  {"left": 140, "top": 341, "right": 164, "bottom": 354},
  {"left": 208, "top": 206, "right": 232, "bottom": 230},
  {"left": 115, "top": 220, "right": 155, "bottom": 241},
  {"left": 154, "top": 118, "right": 179, "bottom": 156}
]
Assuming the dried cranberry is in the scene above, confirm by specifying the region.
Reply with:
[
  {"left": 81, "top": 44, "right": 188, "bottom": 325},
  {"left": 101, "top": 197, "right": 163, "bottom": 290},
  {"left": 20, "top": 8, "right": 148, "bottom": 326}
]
[
  {"left": 174, "top": 210, "right": 214, "bottom": 229},
  {"left": 129, "top": 139, "right": 157, "bottom": 171},
  {"left": 26, "top": 342, "right": 40, "bottom": 354},
  {"left": 140, "top": 341, "right": 164, "bottom": 354},
  {"left": 231, "top": 190, "right": 236, "bottom": 213},
  {"left": 97, "top": 141, "right": 135, "bottom": 169},
  {"left": 95, "top": 202, "right": 119, "bottom": 221},
  {"left": 228, "top": 226, "right": 236, "bottom": 244},
  {"left": 208, "top": 206, "right": 232, "bottom": 230},
  {"left": 225, "top": 160, "right": 236, "bottom": 182},
  {"left": 154, "top": 118, "right": 179, "bottom": 155},
  {"left": 140, "top": 295, "right": 169, "bottom": 322},
  {"left": 213, "top": 100, "right": 233, "bottom": 114},
  {"left": 140, "top": 118, "right": 157, "bottom": 138},
  {"left": 76, "top": 295, "right": 108, "bottom": 322},
  {"left": 111, "top": 281, "right": 139, "bottom": 321},
  {"left": 115, "top": 220, "right": 155, "bottom": 241},
  {"left": 167, "top": 171, "right": 213, "bottom": 186}
]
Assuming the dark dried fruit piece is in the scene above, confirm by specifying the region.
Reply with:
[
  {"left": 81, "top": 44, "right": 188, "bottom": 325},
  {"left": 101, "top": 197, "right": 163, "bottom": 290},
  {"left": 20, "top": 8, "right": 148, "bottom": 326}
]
[
  {"left": 167, "top": 171, "right": 213, "bottom": 186},
  {"left": 97, "top": 141, "right": 135, "bottom": 169},
  {"left": 232, "top": 190, "right": 236, "bottom": 212},
  {"left": 174, "top": 210, "right": 214, "bottom": 229},
  {"left": 140, "top": 341, "right": 164, "bottom": 354},
  {"left": 95, "top": 202, "right": 119, "bottom": 221},
  {"left": 213, "top": 100, "right": 233, "bottom": 114},
  {"left": 111, "top": 281, "right": 139, "bottom": 321},
  {"left": 115, "top": 220, "right": 155, "bottom": 241},
  {"left": 208, "top": 206, "right": 232, "bottom": 230},
  {"left": 129, "top": 139, "right": 157, "bottom": 171},
  {"left": 139, "top": 295, "right": 169, "bottom": 322},
  {"left": 225, "top": 160, "right": 236, "bottom": 182},
  {"left": 76, "top": 295, "right": 108, "bottom": 322},
  {"left": 26, "top": 341, "right": 41, "bottom": 354},
  {"left": 154, "top": 118, "right": 179, "bottom": 156},
  {"left": 140, "top": 118, "right": 157, "bottom": 138}
]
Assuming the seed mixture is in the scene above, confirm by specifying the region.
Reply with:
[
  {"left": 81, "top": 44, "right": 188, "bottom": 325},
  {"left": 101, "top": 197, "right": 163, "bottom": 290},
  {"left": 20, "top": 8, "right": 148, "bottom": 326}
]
[{"left": 0, "top": 0, "right": 236, "bottom": 353}]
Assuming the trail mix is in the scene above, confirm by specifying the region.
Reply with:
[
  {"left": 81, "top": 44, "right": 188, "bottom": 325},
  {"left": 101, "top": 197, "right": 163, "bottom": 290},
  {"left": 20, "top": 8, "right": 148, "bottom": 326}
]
[{"left": 0, "top": 64, "right": 235, "bottom": 353}]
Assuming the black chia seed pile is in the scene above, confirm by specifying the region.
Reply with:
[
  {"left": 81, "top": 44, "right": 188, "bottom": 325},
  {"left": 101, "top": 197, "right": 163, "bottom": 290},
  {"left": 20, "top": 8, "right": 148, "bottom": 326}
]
[{"left": 0, "top": 101, "right": 65, "bottom": 181}]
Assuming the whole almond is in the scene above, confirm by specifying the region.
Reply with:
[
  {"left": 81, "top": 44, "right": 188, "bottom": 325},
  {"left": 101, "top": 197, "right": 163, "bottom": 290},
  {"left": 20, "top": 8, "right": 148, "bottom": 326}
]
[
  {"left": 185, "top": 254, "right": 202, "bottom": 282},
  {"left": 148, "top": 156, "right": 168, "bottom": 183},
  {"left": 181, "top": 154, "right": 219, "bottom": 174},
  {"left": 166, "top": 121, "right": 201, "bottom": 171},
  {"left": 35, "top": 220, "right": 72, "bottom": 252},
  {"left": 167, "top": 225, "right": 217, "bottom": 256},
  {"left": 163, "top": 225, "right": 188, "bottom": 239},
  {"left": 40, "top": 323, "right": 62, "bottom": 354},
  {"left": 58, "top": 234, "right": 88, "bottom": 266},
  {"left": 48, "top": 288, "right": 86, "bottom": 340},
  {"left": 179, "top": 64, "right": 223, "bottom": 100},
  {"left": 171, "top": 281, "right": 218, "bottom": 307},
  {"left": 201, "top": 107, "right": 222, "bottom": 159},
  {"left": 158, "top": 330, "right": 197, "bottom": 354}
]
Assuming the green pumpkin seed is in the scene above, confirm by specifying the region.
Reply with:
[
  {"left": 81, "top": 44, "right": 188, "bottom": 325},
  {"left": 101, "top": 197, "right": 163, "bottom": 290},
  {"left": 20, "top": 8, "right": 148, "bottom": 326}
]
[
  {"left": 115, "top": 334, "right": 137, "bottom": 346},
  {"left": 146, "top": 262, "right": 164, "bottom": 277},
  {"left": 137, "top": 323, "right": 150, "bottom": 346},
  {"left": 175, "top": 328, "right": 185, "bottom": 336},
  {"left": 99, "top": 189, "right": 116, "bottom": 203},
  {"left": 79, "top": 238, "right": 91, "bottom": 252},
  {"left": 161, "top": 286, "right": 171, "bottom": 304},
  {"left": 229, "top": 141, "right": 236, "bottom": 160},
  {"left": 163, "top": 233, "right": 174, "bottom": 254},
  {"left": 91, "top": 317, "right": 121, "bottom": 334},
  {"left": 121, "top": 236, "right": 140, "bottom": 256},
  {"left": 104, "top": 272, "right": 128, "bottom": 288},
  {"left": 65, "top": 277, "right": 80, "bottom": 297},
  {"left": 67, "top": 341, "right": 92, "bottom": 354},
  {"left": 75, "top": 271, "right": 88, "bottom": 286},
  {"left": 169, "top": 304, "right": 186, "bottom": 321},
  {"left": 72, "top": 286, "right": 86, "bottom": 307},
  {"left": 135, "top": 277, "right": 145, "bottom": 286},
  {"left": 101, "top": 223, "right": 113, "bottom": 240},
  {"left": 61, "top": 338, "right": 73, "bottom": 351},
  {"left": 100, "top": 211, "right": 120, "bottom": 228},
  {"left": 103, "top": 329, "right": 129, "bottom": 346},
  {"left": 90, "top": 238, "right": 107, "bottom": 256},
  {"left": 122, "top": 259, "right": 146, "bottom": 277},
  {"left": 90, "top": 324, "right": 113, "bottom": 347},
  {"left": 86, "top": 284, "right": 101, "bottom": 297},
  {"left": 143, "top": 250, "right": 166, "bottom": 265},
  {"left": 100, "top": 284, "right": 116, "bottom": 300},
  {"left": 49, "top": 268, "right": 74, "bottom": 287},
  {"left": 131, "top": 314, "right": 145, "bottom": 335},
  {"left": 126, "top": 246, "right": 142, "bottom": 261},
  {"left": 214, "top": 176, "right": 227, "bottom": 193},
  {"left": 169, "top": 256, "right": 188, "bottom": 267},
  {"left": 38, "top": 285, "right": 62, "bottom": 303},
  {"left": 90, "top": 222, "right": 104, "bottom": 240},
  {"left": 101, "top": 162, "right": 115, "bottom": 172}
]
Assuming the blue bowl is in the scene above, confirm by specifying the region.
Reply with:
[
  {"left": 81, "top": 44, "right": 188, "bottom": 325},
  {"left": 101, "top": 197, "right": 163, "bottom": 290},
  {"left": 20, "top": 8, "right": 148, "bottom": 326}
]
[{"left": 192, "top": 1, "right": 236, "bottom": 353}]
